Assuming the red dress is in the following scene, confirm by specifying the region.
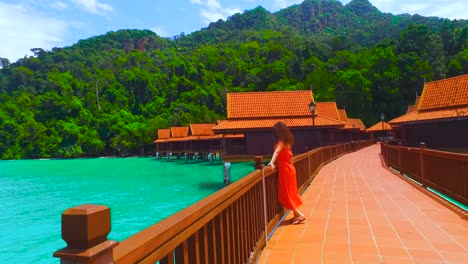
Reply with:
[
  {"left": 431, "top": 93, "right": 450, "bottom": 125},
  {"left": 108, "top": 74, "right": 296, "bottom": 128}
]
[{"left": 276, "top": 146, "right": 303, "bottom": 210}]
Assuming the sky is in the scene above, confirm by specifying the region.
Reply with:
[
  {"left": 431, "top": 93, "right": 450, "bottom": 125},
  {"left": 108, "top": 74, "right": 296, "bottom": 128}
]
[{"left": 1, "top": 0, "right": 467, "bottom": 63}]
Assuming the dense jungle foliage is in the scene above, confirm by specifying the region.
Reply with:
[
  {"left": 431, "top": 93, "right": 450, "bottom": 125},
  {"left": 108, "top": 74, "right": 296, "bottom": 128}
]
[{"left": 1, "top": 0, "right": 467, "bottom": 159}]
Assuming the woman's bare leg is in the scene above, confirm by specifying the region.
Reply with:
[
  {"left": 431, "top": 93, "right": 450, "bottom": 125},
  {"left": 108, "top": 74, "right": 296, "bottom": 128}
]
[{"left": 292, "top": 208, "right": 304, "bottom": 219}]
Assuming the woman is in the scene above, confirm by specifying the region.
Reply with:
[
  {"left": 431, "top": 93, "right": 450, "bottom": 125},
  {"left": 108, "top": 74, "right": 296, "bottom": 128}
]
[{"left": 268, "top": 121, "right": 305, "bottom": 224}]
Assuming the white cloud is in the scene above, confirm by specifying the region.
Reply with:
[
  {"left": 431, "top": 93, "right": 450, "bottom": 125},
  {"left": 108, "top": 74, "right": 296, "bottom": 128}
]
[
  {"left": 397, "top": 2, "right": 468, "bottom": 20},
  {"left": 0, "top": 3, "right": 67, "bottom": 62},
  {"left": 50, "top": 1, "right": 68, "bottom": 10},
  {"left": 71, "top": 0, "right": 112, "bottom": 16},
  {"left": 272, "top": 0, "right": 302, "bottom": 9},
  {"left": 151, "top": 26, "right": 169, "bottom": 37},
  {"left": 428, "top": 2, "right": 467, "bottom": 20},
  {"left": 190, "top": 0, "right": 241, "bottom": 25},
  {"left": 351, "top": 0, "right": 468, "bottom": 20}
]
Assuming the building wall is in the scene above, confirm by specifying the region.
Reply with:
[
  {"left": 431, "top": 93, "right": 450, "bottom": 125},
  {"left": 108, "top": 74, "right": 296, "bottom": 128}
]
[
  {"left": 399, "top": 120, "right": 468, "bottom": 148},
  {"left": 245, "top": 130, "right": 275, "bottom": 156},
  {"left": 244, "top": 129, "right": 325, "bottom": 156}
]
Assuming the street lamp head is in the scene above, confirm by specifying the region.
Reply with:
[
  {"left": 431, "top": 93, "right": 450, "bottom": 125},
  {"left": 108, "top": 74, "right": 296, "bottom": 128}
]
[
  {"left": 309, "top": 102, "right": 316, "bottom": 116},
  {"left": 380, "top": 113, "right": 384, "bottom": 121}
]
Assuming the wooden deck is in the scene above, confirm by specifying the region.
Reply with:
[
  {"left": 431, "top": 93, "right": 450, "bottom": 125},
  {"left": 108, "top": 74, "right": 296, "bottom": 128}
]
[{"left": 258, "top": 144, "right": 468, "bottom": 264}]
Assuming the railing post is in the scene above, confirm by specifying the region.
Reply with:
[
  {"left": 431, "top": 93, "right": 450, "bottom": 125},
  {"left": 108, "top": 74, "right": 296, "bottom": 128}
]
[
  {"left": 255, "top": 156, "right": 268, "bottom": 246},
  {"left": 209, "top": 152, "right": 214, "bottom": 164},
  {"left": 224, "top": 162, "right": 231, "bottom": 184},
  {"left": 254, "top": 156, "right": 264, "bottom": 170},
  {"left": 420, "top": 142, "right": 426, "bottom": 187},
  {"left": 316, "top": 149, "right": 319, "bottom": 170},
  {"left": 398, "top": 142, "right": 403, "bottom": 175},
  {"left": 53, "top": 204, "right": 118, "bottom": 264},
  {"left": 464, "top": 160, "right": 468, "bottom": 203},
  {"left": 305, "top": 147, "right": 310, "bottom": 178}
]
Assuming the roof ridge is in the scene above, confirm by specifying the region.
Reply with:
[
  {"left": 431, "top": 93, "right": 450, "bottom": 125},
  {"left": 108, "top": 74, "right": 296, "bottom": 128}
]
[
  {"left": 418, "top": 74, "right": 468, "bottom": 111},
  {"left": 227, "top": 90, "right": 311, "bottom": 95},
  {"left": 428, "top": 73, "right": 468, "bottom": 84},
  {"left": 226, "top": 115, "right": 314, "bottom": 121},
  {"left": 318, "top": 114, "right": 347, "bottom": 124},
  {"left": 416, "top": 104, "right": 468, "bottom": 112}
]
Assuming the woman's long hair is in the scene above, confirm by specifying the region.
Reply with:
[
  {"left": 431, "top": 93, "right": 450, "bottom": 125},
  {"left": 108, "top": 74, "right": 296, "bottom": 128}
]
[{"left": 273, "top": 121, "right": 294, "bottom": 147}]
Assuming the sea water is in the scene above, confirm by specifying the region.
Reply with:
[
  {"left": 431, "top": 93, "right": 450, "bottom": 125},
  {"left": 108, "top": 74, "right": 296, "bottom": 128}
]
[{"left": 0, "top": 156, "right": 254, "bottom": 263}]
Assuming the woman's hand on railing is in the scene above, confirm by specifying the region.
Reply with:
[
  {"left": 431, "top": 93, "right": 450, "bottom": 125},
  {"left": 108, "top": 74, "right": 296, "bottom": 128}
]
[{"left": 268, "top": 162, "right": 276, "bottom": 172}]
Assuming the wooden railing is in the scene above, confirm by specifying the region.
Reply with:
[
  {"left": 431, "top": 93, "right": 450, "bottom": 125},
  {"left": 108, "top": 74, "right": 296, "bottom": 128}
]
[
  {"left": 381, "top": 143, "right": 468, "bottom": 206},
  {"left": 54, "top": 141, "right": 374, "bottom": 264}
]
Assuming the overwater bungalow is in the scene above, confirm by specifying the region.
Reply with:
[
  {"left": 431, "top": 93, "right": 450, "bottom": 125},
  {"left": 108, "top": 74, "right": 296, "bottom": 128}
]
[
  {"left": 347, "top": 117, "right": 368, "bottom": 141},
  {"left": 366, "top": 120, "right": 393, "bottom": 141},
  {"left": 163, "top": 126, "right": 190, "bottom": 159},
  {"left": 389, "top": 74, "right": 468, "bottom": 150},
  {"left": 153, "top": 129, "right": 170, "bottom": 158},
  {"left": 331, "top": 107, "right": 362, "bottom": 143},
  {"left": 153, "top": 123, "right": 245, "bottom": 161},
  {"left": 185, "top": 123, "right": 221, "bottom": 155},
  {"left": 212, "top": 90, "right": 346, "bottom": 160}
]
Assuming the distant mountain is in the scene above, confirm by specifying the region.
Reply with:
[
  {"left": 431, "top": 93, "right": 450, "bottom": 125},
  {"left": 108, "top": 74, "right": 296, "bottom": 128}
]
[{"left": 181, "top": 0, "right": 467, "bottom": 49}]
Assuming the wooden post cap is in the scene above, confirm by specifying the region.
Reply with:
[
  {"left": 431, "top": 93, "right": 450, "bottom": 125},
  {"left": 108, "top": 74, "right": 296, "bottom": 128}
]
[
  {"left": 254, "top": 156, "right": 264, "bottom": 170},
  {"left": 62, "top": 204, "right": 111, "bottom": 249}
]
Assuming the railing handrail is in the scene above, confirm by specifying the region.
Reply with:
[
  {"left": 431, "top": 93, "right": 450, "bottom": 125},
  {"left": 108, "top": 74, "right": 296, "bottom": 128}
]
[{"left": 422, "top": 148, "right": 468, "bottom": 161}]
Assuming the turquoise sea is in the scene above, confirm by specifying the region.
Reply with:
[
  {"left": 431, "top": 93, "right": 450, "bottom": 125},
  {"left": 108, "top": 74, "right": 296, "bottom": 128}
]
[{"left": 0, "top": 156, "right": 254, "bottom": 263}]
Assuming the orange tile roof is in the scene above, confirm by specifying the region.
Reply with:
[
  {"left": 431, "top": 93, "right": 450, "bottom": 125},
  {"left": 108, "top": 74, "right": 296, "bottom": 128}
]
[
  {"left": 213, "top": 116, "right": 344, "bottom": 132},
  {"left": 214, "top": 90, "right": 347, "bottom": 132},
  {"left": 316, "top": 102, "right": 340, "bottom": 121},
  {"left": 347, "top": 118, "right": 366, "bottom": 130},
  {"left": 153, "top": 129, "right": 171, "bottom": 143},
  {"left": 418, "top": 74, "right": 468, "bottom": 111},
  {"left": 405, "top": 95, "right": 422, "bottom": 113},
  {"left": 336, "top": 109, "right": 363, "bottom": 130},
  {"left": 390, "top": 74, "right": 468, "bottom": 124},
  {"left": 189, "top": 124, "right": 215, "bottom": 136},
  {"left": 166, "top": 134, "right": 222, "bottom": 142},
  {"left": 157, "top": 129, "right": 171, "bottom": 139},
  {"left": 216, "top": 120, "right": 226, "bottom": 125},
  {"left": 170, "top": 126, "right": 189, "bottom": 138},
  {"left": 154, "top": 124, "right": 239, "bottom": 143},
  {"left": 224, "top": 134, "right": 244, "bottom": 139},
  {"left": 415, "top": 95, "right": 421, "bottom": 108},
  {"left": 338, "top": 109, "right": 348, "bottom": 122},
  {"left": 227, "top": 90, "right": 313, "bottom": 119},
  {"left": 390, "top": 106, "right": 468, "bottom": 124},
  {"left": 366, "top": 121, "right": 392, "bottom": 132},
  {"left": 339, "top": 123, "right": 354, "bottom": 130},
  {"left": 406, "top": 104, "right": 416, "bottom": 113}
]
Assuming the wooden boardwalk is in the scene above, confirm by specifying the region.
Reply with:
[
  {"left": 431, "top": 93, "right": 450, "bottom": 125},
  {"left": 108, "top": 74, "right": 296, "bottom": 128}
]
[{"left": 258, "top": 144, "right": 468, "bottom": 264}]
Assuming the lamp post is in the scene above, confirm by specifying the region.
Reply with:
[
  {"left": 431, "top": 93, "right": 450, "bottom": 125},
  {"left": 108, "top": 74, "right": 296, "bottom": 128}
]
[
  {"left": 380, "top": 113, "right": 385, "bottom": 142},
  {"left": 309, "top": 102, "right": 316, "bottom": 127}
]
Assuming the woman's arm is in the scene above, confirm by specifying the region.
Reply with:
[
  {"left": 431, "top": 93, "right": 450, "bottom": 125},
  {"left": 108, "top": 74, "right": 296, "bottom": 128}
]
[{"left": 268, "top": 140, "right": 284, "bottom": 171}]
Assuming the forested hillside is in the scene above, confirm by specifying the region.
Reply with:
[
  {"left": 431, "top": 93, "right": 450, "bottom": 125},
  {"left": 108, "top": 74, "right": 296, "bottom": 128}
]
[{"left": 1, "top": 0, "right": 467, "bottom": 159}]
